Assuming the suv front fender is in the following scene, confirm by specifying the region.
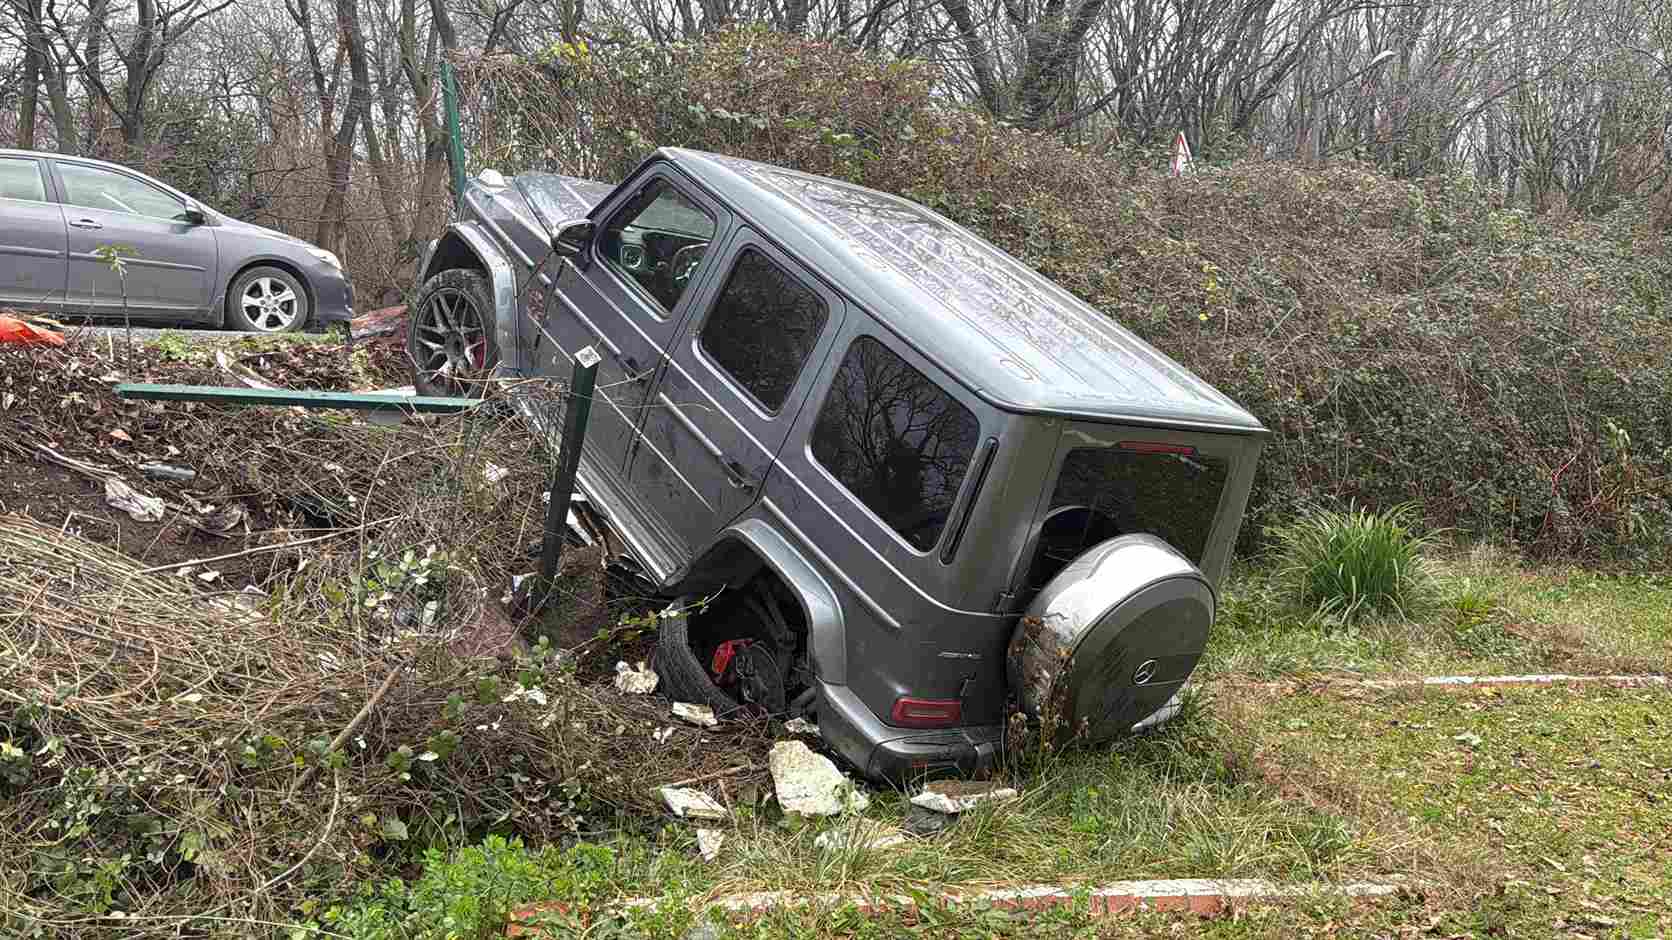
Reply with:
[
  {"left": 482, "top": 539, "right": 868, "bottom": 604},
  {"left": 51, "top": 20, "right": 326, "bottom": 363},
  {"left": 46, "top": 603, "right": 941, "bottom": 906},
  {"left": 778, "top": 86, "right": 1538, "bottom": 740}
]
[
  {"left": 416, "top": 223, "right": 523, "bottom": 376},
  {"left": 703, "top": 518, "right": 847, "bottom": 686}
]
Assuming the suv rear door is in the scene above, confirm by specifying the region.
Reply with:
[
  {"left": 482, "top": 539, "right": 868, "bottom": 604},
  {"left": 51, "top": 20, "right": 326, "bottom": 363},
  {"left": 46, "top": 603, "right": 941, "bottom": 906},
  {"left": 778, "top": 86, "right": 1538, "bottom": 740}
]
[
  {"left": 0, "top": 154, "right": 67, "bottom": 313},
  {"left": 627, "top": 232, "right": 844, "bottom": 559}
]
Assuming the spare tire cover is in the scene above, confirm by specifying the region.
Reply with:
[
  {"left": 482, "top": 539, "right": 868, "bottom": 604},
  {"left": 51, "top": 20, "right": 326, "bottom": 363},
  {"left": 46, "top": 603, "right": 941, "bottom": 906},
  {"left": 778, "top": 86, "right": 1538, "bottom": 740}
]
[{"left": 1006, "top": 533, "right": 1213, "bottom": 743}]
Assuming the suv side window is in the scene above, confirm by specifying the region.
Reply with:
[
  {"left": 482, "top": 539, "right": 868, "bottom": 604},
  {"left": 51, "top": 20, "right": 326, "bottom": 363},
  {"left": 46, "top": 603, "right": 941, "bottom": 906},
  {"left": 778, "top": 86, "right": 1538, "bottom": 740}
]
[
  {"left": 700, "top": 248, "right": 829, "bottom": 413},
  {"left": 811, "top": 336, "right": 980, "bottom": 551},
  {"left": 56, "top": 163, "right": 185, "bottom": 221},
  {"left": 598, "top": 179, "right": 716, "bottom": 314}
]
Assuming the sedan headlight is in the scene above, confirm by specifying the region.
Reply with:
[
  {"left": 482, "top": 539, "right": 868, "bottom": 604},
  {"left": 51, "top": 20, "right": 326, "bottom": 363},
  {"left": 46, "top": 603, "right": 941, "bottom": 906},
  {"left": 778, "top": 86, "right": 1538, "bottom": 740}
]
[{"left": 306, "top": 247, "right": 343, "bottom": 270}]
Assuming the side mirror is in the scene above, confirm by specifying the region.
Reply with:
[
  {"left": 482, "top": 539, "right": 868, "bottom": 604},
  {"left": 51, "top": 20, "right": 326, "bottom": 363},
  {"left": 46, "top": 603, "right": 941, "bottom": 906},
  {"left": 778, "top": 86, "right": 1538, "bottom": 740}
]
[
  {"left": 552, "top": 218, "right": 594, "bottom": 262},
  {"left": 182, "top": 201, "right": 206, "bottom": 225}
]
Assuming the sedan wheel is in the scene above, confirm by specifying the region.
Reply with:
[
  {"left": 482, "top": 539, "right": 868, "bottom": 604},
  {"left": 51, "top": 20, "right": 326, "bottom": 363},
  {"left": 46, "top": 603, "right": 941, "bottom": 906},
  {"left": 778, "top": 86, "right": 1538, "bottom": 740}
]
[{"left": 226, "top": 266, "right": 310, "bottom": 332}]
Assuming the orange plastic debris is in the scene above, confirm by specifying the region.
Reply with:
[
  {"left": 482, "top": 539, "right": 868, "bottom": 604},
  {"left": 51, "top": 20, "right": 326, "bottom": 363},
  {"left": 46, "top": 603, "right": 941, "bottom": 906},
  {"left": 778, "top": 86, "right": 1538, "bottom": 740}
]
[{"left": 0, "top": 315, "right": 65, "bottom": 347}]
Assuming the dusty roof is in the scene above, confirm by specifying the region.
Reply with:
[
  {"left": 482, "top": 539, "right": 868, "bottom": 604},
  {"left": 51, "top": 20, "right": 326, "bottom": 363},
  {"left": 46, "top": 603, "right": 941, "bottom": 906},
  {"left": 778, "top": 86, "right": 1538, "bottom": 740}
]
[{"left": 513, "top": 150, "right": 1266, "bottom": 434}]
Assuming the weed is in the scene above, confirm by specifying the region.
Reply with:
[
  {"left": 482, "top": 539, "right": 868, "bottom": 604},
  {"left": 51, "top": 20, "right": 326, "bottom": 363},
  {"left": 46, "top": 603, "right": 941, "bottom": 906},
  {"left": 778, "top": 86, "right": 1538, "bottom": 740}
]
[{"left": 1270, "top": 502, "right": 1434, "bottom": 624}]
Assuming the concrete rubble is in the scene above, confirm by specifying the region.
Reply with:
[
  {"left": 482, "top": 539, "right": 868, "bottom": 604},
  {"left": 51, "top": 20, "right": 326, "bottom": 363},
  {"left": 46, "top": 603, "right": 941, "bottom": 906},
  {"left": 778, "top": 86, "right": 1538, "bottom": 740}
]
[
  {"left": 696, "top": 828, "right": 725, "bottom": 861},
  {"left": 813, "top": 819, "right": 909, "bottom": 852},
  {"left": 660, "top": 787, "right": 727, "bottom": 820},
  {"left": 672, "top": 702, "right": 718, "bottom": 728},
  {"left": 782, "top": 717, "right": 818, "bottom": 736},
  {"left": 613, "top": 660, "right": 659, "bottom": 695},
  {"left": 768, "top": 740, "right": 869, "bottom": 816},
  {"left": 909, "top": 780, "right": 1019, "bottom": 815}
]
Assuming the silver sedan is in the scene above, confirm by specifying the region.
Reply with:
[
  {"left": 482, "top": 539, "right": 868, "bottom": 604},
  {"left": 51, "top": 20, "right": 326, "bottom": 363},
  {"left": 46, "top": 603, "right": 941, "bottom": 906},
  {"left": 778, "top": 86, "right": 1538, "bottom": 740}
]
[{"left": 0, "top": 148, "right": 353, "bottom": 332}]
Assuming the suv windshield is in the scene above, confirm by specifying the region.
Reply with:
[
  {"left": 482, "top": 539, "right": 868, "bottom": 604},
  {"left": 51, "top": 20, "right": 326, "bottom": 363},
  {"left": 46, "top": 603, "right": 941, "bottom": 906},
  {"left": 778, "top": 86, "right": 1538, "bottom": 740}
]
[{"left": 1022, "top": 441, "right": 1230, "bottom": 598}]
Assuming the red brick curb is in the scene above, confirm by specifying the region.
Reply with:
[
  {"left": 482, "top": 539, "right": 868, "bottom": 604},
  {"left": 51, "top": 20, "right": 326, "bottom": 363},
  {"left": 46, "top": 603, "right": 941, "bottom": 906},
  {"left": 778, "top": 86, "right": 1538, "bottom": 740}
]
[{"left": 510, "top": 878, "right": 1404, "bottom": 934}]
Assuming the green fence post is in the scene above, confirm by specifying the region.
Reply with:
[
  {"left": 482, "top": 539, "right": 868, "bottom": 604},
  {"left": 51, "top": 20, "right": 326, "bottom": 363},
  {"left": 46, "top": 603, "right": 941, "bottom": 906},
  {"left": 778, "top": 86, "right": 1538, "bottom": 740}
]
[
  {"left": 441, "top": 59, "right": 467, "bottom": 207},
  {"left": 530, "top": 346, "right": 600, "bottom": 613}
]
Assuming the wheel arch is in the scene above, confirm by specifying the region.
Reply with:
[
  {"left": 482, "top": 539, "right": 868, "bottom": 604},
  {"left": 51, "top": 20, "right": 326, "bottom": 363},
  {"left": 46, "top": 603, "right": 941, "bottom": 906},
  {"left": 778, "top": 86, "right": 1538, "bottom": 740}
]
[
  {"left": 416, "top": 224, "right": 521, "bottom": 375},
  {"left": 673, "top": 518, "right": 847, "bottom": 685}
]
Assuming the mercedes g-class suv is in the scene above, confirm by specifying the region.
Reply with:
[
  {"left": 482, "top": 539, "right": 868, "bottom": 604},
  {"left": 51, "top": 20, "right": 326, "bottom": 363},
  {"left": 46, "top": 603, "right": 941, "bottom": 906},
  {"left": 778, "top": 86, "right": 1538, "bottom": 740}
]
[{"left": 409, "top": 148, "right": 1268, "bottom": 782}]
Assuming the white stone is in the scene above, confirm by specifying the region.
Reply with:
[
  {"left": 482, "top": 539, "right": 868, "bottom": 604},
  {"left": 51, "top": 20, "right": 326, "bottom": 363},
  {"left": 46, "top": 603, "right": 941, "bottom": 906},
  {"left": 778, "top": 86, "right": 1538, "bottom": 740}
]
[
  {"left": 814, "top": 819, "right": 909, "bottom": 852},
  {"left": 768, "top": 740, "right": 869, "bottom": 816},
  {"left": 783, "top": 717, "right": 819, "bottom": 736},
  {"left": 614, "top": 660, "right": 659, "bottom": 695},
  {"left": 673, "top": 702, "right": 718, "bottom": 728},
  {"left": 909, "top": 782, "right": 1019, "bottom": 815},
  {"left": 696, "top": 828, "right": 725, "bottom": 861},
  {"left": 660, "top": 787, "right": 727, "bottom": 820}
]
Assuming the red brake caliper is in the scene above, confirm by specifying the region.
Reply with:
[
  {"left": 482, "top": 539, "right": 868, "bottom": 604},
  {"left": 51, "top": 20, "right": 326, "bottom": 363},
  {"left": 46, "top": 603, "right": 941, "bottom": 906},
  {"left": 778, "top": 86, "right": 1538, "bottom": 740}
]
[{"left": 710, "top": 639, "right": 753, "bottom": 687}]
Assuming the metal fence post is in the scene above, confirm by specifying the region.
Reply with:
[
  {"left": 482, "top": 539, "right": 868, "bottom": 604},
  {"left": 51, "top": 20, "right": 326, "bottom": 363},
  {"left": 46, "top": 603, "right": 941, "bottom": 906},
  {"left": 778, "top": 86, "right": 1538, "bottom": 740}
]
[
  {"left": 532, "top": 346, "right": 600, "bottom": 613},
  {"left": 441, "top": 59, "right": 467, "bottom": 208}
]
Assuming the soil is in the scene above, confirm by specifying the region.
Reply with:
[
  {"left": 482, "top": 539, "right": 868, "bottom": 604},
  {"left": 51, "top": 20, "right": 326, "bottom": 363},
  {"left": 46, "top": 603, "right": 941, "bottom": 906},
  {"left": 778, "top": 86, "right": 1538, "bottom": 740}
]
[{"left": 0, "top": 327, "right": 410, "bottom": 587}]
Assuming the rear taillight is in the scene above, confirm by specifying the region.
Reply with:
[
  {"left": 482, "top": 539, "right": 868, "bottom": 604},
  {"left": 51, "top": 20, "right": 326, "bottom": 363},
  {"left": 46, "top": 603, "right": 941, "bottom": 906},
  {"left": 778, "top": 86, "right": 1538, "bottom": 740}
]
[
  {"left": 891, "top": 697, "right": 962, "bottom": 728},
  {"left": 1119, "top": 440, "right": 1196, "bottom": 455}
]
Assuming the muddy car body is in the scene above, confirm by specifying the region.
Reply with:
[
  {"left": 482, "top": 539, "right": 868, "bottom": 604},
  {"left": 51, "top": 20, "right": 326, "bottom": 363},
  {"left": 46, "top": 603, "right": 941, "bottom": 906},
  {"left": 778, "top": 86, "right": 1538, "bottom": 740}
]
[{"left": 411, "top": 149, "right": 1268, "bottom": 782}]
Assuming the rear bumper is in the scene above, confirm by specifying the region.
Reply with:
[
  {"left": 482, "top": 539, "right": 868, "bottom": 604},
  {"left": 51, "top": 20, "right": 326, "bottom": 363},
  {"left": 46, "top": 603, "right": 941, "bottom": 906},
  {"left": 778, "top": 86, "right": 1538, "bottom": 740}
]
[{"left": 816, "top": 681, "right": 1001, "bottom": 784}]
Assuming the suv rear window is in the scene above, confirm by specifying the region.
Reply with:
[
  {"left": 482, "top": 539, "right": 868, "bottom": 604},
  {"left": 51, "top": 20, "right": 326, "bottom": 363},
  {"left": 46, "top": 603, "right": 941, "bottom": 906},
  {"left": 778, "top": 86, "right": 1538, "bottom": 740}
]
[
  {"left": 811, "top": 336, "right": 979, "bottom": 551},
  {"left": 1025, "top": 444, "right": 1229, "bottom": 593}
]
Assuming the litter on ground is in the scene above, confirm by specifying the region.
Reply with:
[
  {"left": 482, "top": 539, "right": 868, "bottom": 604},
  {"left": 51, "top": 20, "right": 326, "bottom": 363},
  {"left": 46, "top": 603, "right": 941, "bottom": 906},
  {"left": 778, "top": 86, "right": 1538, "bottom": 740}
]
[
  {"left": 103, "top": 477, "right": 165, "bottom": 522},
  {"left": 696, "top": 828, "right": 725, "bottom": 861},
  {"left": 782, "top": 716, "right": 818, "bottom": 736},
  {"left": 813, "top": 819, "right": 909, "bottom": 852}
]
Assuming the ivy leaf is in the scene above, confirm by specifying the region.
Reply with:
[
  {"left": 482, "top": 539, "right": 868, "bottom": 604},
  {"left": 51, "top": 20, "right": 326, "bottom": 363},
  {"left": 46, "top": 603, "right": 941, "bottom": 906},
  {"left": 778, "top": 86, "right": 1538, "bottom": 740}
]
[{"left": 380, "top": 817, "right": 409, "bottom": 841}]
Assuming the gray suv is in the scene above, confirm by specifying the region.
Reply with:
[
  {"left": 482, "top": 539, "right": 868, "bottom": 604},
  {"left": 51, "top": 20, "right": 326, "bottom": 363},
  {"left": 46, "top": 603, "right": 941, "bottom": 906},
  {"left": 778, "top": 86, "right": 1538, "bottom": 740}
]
[
  {"left": 0, "top": 149, "right": 353, "bottom": 332},
  {"left": 411, "top": 149, "right": 1267, "bottom": 782}
]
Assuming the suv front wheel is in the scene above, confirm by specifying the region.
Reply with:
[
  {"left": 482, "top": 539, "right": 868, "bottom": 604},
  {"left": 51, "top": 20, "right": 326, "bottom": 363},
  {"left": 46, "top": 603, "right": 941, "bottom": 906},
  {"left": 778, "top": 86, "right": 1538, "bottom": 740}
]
[{"left": 408, "top": 268, "right": 499, "bottom": 398}]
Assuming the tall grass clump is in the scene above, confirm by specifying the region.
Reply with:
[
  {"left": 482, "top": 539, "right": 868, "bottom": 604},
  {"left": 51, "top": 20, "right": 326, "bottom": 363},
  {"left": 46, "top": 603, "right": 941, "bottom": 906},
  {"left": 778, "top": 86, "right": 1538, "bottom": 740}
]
[{"left": 1272, "top": 503, "right": 1434, "bottom": 623}]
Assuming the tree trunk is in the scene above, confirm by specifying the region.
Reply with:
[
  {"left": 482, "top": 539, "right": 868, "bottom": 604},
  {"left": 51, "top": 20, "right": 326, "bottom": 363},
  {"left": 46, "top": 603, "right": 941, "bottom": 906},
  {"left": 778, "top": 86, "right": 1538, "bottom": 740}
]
[{"left": 316, "top": 0, "right": 372, "bottom": 254}]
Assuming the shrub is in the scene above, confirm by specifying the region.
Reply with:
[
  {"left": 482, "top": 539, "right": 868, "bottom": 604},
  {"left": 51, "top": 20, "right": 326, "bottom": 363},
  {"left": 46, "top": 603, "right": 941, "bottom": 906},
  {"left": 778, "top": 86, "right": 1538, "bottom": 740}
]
[{"left": 1271, "top": 504, "right": 1434, "bottom": 622}]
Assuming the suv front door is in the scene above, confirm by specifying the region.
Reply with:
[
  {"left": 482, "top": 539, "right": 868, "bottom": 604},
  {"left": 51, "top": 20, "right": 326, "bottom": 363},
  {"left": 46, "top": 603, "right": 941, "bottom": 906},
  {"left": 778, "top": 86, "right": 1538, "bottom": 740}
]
[
  {"left": 52, "top": 160, "right": 217, "bottom": 321},
  {"left": 629, "top": 234, "right": 843, "bottom": 560},
  {"left": 537, "top": 170, "right": 728, "bottom": 478}
]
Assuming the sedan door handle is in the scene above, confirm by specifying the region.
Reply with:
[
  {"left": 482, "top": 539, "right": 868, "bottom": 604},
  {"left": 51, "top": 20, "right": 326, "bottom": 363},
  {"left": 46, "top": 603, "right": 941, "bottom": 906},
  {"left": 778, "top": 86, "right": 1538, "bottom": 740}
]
[{"left": 69, "top": 218, "right": 103, "bottom": 230}]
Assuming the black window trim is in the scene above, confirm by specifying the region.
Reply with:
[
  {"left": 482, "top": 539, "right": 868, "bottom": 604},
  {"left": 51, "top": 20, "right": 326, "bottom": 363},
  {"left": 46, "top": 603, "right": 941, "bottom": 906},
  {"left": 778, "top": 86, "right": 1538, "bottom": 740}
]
[
  {"left": 594, "top": 170, "right": 721, "bottom": 324},
  {"left": 804, "top": 330, "right": 986, "bottom": 558},
  {"left": 690, "top": 233, "right": 837, "bottom": 420},
  {"left": 940, "top": 436, "right": 999, "bottom": 564}
]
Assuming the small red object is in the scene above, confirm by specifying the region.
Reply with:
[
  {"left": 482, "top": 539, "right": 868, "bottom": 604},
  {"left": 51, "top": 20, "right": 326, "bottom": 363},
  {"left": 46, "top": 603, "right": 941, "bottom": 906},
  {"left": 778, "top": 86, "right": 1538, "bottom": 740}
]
[
  {"left": 0, "top": 315, "right": 65, "bottom": 347},
  {"left": 710, "top": 638, "right": 753, "bottom": 683}
]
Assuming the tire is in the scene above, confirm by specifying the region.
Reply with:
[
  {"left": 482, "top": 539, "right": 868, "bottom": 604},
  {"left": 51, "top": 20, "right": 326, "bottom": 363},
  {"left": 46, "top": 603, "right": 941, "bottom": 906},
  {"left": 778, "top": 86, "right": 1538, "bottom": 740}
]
[
  {"left": 226, "top": 266, "right": 310, "bottom": 332},
  {"left": 652, "top": 598, "right": 744, "bottom": 716},
  {"left": 407, "top": 268, "right": 499, "bottom": 398}
]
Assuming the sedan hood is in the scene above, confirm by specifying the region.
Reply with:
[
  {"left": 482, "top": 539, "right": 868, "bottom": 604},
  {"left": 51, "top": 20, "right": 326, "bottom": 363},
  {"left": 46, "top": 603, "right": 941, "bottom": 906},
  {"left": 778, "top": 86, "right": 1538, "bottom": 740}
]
[{"left": 214, "top": 214, "right": 308, "bottom": 244}]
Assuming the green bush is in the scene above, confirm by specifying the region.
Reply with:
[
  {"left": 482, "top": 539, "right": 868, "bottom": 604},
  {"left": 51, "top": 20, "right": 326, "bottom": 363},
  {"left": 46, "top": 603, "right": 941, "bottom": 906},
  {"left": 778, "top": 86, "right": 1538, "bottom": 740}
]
[
  {"left": 1271, "top": 504, "right": 1434, "bottom": 622},
  {"left": 300, "top": 836, "right": 616, "bottom": 939},
  {"left": 461, "top": 29, "right": 1672, "bottom": 562}
]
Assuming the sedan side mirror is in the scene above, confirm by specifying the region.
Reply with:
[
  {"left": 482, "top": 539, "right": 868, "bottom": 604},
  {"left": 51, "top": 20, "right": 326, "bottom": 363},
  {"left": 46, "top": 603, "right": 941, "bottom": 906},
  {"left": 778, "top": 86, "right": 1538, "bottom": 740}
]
[
  {"left": 552, "top": 219, "right": 594, "bottom": 264},
  {"left": 182, "top": 201, "right": 206, "bottom": 225}
]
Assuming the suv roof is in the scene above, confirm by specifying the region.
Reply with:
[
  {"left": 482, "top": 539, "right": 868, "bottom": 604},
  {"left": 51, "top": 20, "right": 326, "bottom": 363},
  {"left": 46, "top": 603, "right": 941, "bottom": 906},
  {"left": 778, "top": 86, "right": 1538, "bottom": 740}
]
[{"left": 667, "top": 149, "right": 1266, "bottom": 435}]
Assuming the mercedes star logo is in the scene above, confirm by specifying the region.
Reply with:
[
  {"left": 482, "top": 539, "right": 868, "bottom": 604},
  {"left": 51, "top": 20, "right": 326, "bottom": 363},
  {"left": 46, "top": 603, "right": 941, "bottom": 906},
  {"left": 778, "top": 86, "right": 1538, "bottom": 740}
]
[{"left": 1133, "top": 659, "right": 1158, "bottom": 685}]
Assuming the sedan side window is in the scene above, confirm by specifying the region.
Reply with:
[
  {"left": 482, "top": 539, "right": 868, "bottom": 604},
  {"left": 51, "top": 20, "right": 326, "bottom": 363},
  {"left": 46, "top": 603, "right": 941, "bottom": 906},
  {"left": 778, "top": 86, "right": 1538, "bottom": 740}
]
[
  {"left": 0, "top": 158, "right": 47, "bottom": 202},
  {"left": 598, "top": 179, "right": 716, "bottom": 314},
  {"left": 810, "top": 336, "right": 980, "bottom": 551},
  {"left": 699, "top": 248, "right": 829, "bottom": 413},
  {"left": 57, "top": 163, "right": 186, "bottom": 221}
]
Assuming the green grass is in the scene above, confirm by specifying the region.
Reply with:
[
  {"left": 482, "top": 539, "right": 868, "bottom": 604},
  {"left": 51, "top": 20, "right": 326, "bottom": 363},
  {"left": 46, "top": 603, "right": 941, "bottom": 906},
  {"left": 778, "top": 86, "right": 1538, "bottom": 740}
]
[
  {"left": 308, "top": 543, "right": 1672, "bottom": 939},
  {"left": 1269, "top": 503, "right": 1434, "bottom": 623}
]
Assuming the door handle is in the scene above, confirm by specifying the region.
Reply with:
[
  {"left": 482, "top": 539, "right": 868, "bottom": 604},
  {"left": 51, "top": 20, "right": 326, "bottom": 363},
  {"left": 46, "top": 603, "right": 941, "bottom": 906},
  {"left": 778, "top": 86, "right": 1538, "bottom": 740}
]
[
  {"left": 722, "top": 458, "right": 755, "bottom": 493},
  {"left": 69, "top": 218, "right": 103, "bottom": 230}
]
